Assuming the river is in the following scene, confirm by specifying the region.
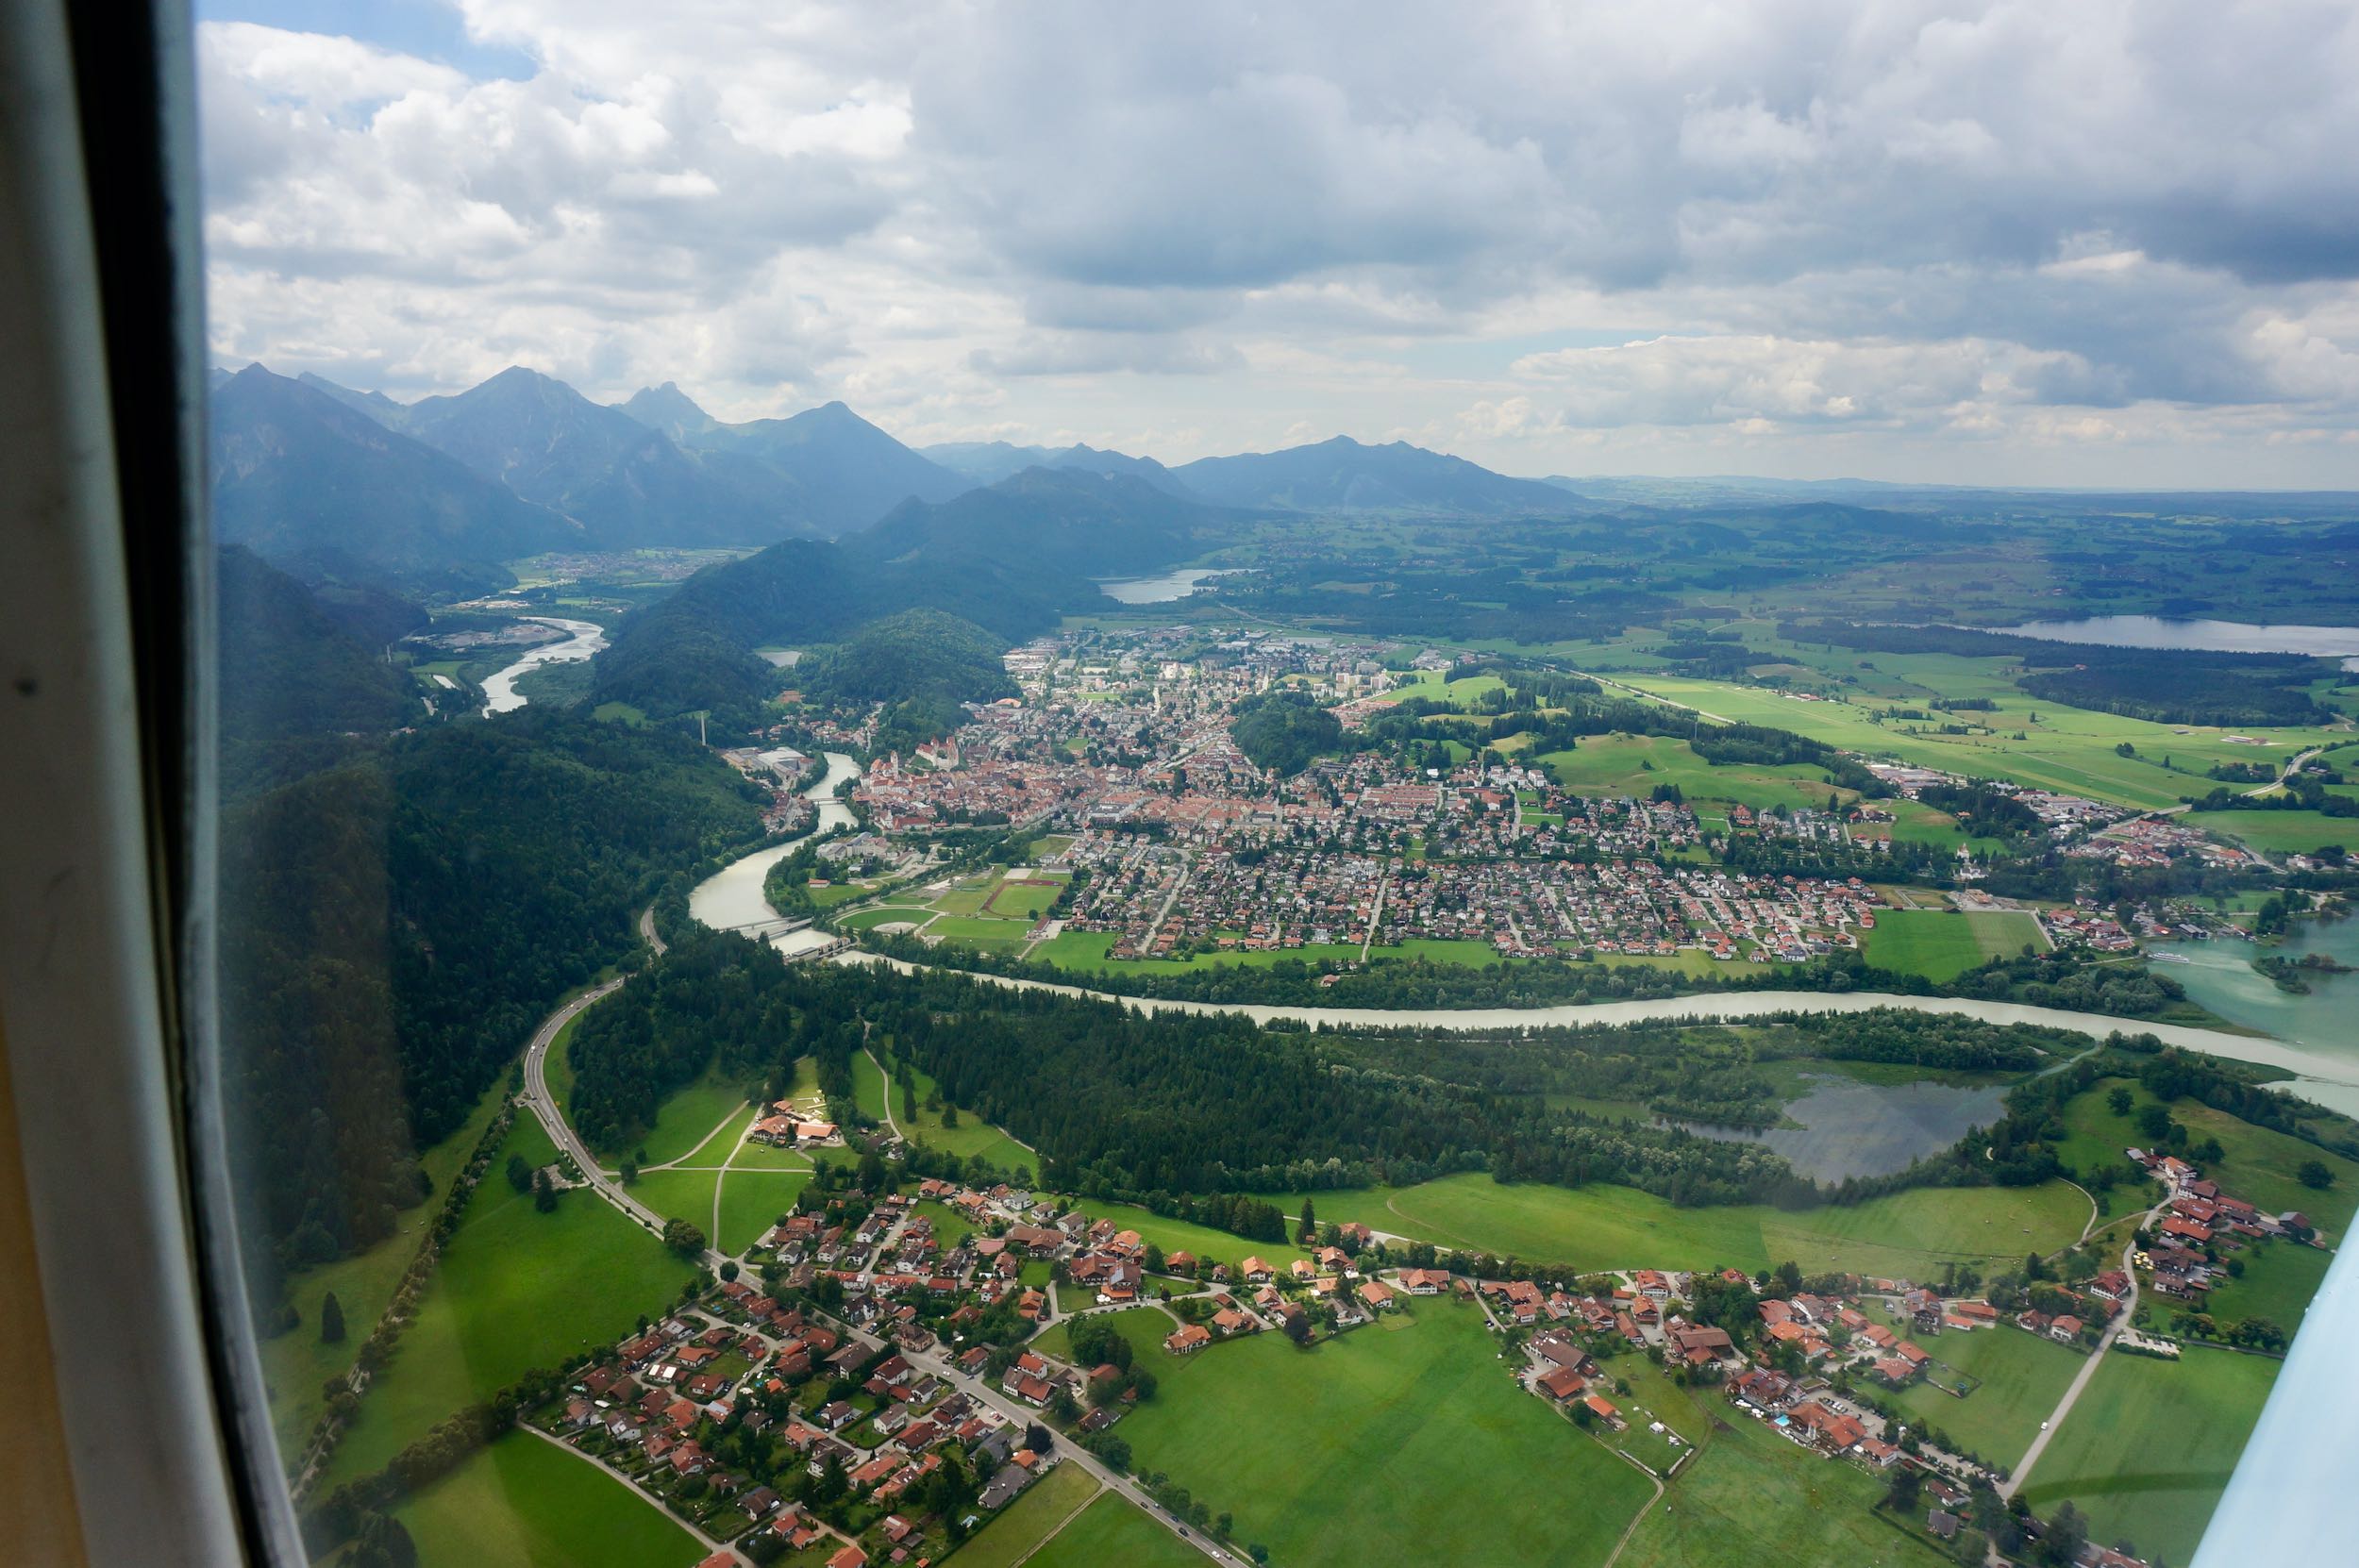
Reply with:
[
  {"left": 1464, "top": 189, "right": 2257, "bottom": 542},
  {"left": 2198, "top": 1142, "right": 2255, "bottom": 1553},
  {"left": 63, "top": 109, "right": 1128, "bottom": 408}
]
[
  {"left": 480, "top": 617, "right": 609, "bottom": 714},
  {"left": 1995, "top": 614, "right": 2359, "bottom": 671},
  {"left": 688, "top": 751, "right": 862, "bottom": 950}
]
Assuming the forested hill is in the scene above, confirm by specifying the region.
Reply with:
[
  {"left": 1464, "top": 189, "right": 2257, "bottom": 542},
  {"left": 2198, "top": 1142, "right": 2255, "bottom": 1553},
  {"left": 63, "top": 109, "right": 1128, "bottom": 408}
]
[
  {"left": 218, "top": 709, "right": 765, "bottom": 1304},
  {"left": 209, "top": 365, "right": 577, "bottom": 586},
  {"left": 594, "top": 467, "right": 1227, "bottom": 736},
  {"left": 1173, "top": 434, "right": 1581, "bottom": 515},
  {"left": 802, "top": 609, "right": 1019, "bottom": 753},
  {"left": 216, "top": 545, "right": 419, "bottom": 796}
]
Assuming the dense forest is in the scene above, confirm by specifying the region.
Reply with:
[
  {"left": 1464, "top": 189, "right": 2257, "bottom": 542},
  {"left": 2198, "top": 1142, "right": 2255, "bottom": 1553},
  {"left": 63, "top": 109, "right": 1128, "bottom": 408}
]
[
  {"left": 563, "top": 941, "right": 2109, "bottom": 1214},
  {"left": 1230, "top": 689, "right": 1345, "bottom": 775},
  {"left": 219, "top": 710, "right": 766, "bottom": 1300},
  {"left": 799, "top": 608, "right": 1017, "bottom": 753},
  {"left": 217, "top": 546, "right": 421, "bottom": 795}
]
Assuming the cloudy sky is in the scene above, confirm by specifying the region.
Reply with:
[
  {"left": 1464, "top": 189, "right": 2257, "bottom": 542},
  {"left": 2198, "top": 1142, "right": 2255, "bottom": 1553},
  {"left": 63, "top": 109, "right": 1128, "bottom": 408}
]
[{"left": 196, "top": 1, "right": 2359, "bottom": 486}]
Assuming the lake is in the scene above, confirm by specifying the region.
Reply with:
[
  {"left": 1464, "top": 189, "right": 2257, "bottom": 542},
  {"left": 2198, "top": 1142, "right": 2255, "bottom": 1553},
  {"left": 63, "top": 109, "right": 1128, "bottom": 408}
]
[
  {"left": 2148, "top": 917, "right": 2359, "bottom": 1116},
  {"left": 1672, "top": 1068, "right": 2011, "bottom": 1184},
  {"left": 1097, "top": 568, "right": 1227, "bottom": 604},
  {"left": 1996, "top": 614, "right": 2359, "bottom": 670}
]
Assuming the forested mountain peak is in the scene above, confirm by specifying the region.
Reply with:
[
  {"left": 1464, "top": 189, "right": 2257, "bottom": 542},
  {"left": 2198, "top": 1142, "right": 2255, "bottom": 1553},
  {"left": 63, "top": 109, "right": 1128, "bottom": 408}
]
[
  {"left": 1174, "top": 433, "right": 1582, "bottom": 515},
  {"left": 208, "top": 364, "right": 577, "bottom": 583}
]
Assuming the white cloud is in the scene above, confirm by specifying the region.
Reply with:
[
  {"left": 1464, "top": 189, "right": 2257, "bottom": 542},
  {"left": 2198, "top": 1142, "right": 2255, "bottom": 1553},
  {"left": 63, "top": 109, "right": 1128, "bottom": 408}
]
[{"left": 194, "top": 1, "right": 2359, "bottom": 482}]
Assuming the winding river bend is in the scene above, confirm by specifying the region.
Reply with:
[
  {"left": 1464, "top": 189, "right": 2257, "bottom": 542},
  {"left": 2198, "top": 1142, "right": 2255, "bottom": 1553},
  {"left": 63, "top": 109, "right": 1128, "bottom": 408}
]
[
  {"left": 481, "top": 616, "right": 608, "bottom": 714},
  {"left": 689, "top": 751, "right": 861, "bottom": 951}
]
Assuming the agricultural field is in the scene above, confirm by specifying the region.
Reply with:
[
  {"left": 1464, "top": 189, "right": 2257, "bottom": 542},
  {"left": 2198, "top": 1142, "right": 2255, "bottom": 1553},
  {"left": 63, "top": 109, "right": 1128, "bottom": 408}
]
[
  {"left": 1531, "top": 732, "right": 1853, "bottom": 822},
  {"left": 2200, "top": 1238, "right": 2334, "bottom": 1334},
  {"left": 1616, "top": 1400, "right": 1923, "bottom": 1568},
  {"left": 1617, "top": 672, "right": 2351, "bottom": 814},
  {"left": 395, "top": 1432, "right": 698, "bottom": 1568},
  {"left": 950, "top": 1460, "right": 1100, "bottom": 1568},
  {"left": 1864, "top": 1306, "right": 2084, "bottom": 1468},
  {"left": 1026, "top": 1493, "right": 1203, "bottom": 1568},
  {"left": 317, "top": 1116, "right": 696, "bottom": 1489},
  {"left": 1864, "top": 908, "right": 2047, "bottom": 982},
  {"left": 2184, "top": 809, "right": 2356, "bottom": 856},
  {"left": 1256, "top": 1173, "right": 2090, "bottom": 1281},
  {"left": 1112, "top": 1296, "right": 1654, "bottom": 1568},
  {"left": 716, "top": 1167, "right": 811, "bottom": 1254},
  {"left": 258, "top": 1081, "right": 510, "bottom": 1455},
  {"left": 2016, "top": 1345, "right": 2279, "bottom": 1565}
]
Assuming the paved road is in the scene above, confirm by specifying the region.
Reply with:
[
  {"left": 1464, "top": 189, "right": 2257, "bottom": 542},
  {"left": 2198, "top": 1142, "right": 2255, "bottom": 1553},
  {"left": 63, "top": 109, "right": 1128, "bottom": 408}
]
[
  {"left": 517, "top": 965, "right": 730, "bottom": 1270},
  {"left": 2004, "top": 1181, "right": 2174, "bottom": 1497},
  {"left": 908, "top": 1342, "right": 1243, "bottom": 1566}
]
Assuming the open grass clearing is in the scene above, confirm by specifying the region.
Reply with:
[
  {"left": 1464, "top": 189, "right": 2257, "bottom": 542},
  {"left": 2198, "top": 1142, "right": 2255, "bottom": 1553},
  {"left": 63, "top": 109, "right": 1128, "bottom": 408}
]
[
  {"left": 1026, "top": 1493, "right": 1202, "bottom": 1568},
  {"left": 2016, "top": 1344, "right": 2278, "bottom": 1566},
  {"left": 1254, "top": 1174, "right": 2090, "bottom": 1280},
  {"left": 318, "top": 1116, "right": 695, "bottom": 1490},
  {"left": 717, "top": 1169, "right": 811, "bottom": 1255},
  {"left": 1113, "top": 1297, "right": 1653, "bottom": 1568},
  {"left": 1864, "top": 908, "right": 2047, "bottom": 982},
  {"left": 1616, "top": 1397, "right": 1922, "bottom": 1568},
  {"left": 2186, "top": 809, "right": 2356, "bottom": 856},
  {"left": 1531, "top": 732, "right": 1847, "bottom": 817},
  {"left": 947, "top": 1458, "right": 1099, "bottom": 1568},
  {"left": 393, "top": 1432, "right": 699, "bottom": 1568},
  {"left": 2056, "top": 1077, "right": 2359, "bottom": 1236},
  {"left": 594, "top": 1065, "right": 756, "bottom": 1167},
  {"left": 1865, "top": 1307, "right": 2083, "bottom": 1468},
  {"left": 2200, "top": 1237, "right": 2333, "bottom": 1335}
]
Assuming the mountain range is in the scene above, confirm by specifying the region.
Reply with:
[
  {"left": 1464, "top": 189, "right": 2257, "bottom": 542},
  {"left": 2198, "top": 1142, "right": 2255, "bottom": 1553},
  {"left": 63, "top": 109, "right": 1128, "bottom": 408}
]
[{"left": 209, "top": 363, "right": 1586, "bottom": 589}]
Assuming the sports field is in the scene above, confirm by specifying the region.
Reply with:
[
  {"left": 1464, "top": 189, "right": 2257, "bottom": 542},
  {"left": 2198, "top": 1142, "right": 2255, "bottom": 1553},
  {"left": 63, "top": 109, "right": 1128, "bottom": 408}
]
[
  {"left": 2016, "top": 1345, "right": 2279, "bottom": 1565},
  {"left": 1027, "top": 1493, "right": 1203, "bottom": 1568},
  {"left": 318, "top": 1116, "right": 696, "bottom": 1489},
  {"left": 1864, "top": 908, "right": 2046, "bottom": 981},
  {"left": 1113, "top": 1296, "right": 1654, "bottom": 1568},
  {"left": 1256, "top": 1172, "right": 2090, "bottom": 1280},
  {"left": 396, "top": 1432, "right": 698, "bottom": 1568}
]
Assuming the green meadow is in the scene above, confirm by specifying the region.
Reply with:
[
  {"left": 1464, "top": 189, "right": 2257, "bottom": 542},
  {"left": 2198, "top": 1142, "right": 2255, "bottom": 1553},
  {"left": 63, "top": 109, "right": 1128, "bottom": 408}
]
[
  {"left": 1113, "top": 1297, "right": 1653, "bottom": 1568},
  {"left": 1864, "top": 908, "right": 2047, "bottom": 981},
  {"left": 2016, "top": 1346, "right": 2278, "bottom": 1566},
  {"left": 396, "top": 1433, "right": 698, "bottom": 1568},
  {"left": 317, "top": 1116, "right": 695, "bottom": 1490}
]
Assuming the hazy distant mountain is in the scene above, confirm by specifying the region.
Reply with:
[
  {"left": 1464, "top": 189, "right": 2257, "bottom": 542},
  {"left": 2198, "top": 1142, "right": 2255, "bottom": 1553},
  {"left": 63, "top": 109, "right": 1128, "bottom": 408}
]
[
  {"left": 616, "top": 389, "right": 974, "bottom": 533},
  {"left": 209, "top": 365, "right": 576, "bottom": 581},
  {"left": 616, "top": 380, "right": 720, "bottom": 445},
  {"left": 860, "top": 466, "right": 1229, "bottom": 579},
  {"left": 1175, "top": 435, "right": 1580, "bottom": 515},
  {"left": 295, "top": 372, "right": 412, "bottom": 431},
  {"left": 598, "top": 466, "right": 1225, "bottom": 736},
  {"left": 403, "top": 366, "right": 810, "bottom": 548},
  {"left": 697, "top": 401, "right": 972, "bottom": 532},
  {"left": 925, "top": 440, "right": 1198, "bottom": 497}
]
